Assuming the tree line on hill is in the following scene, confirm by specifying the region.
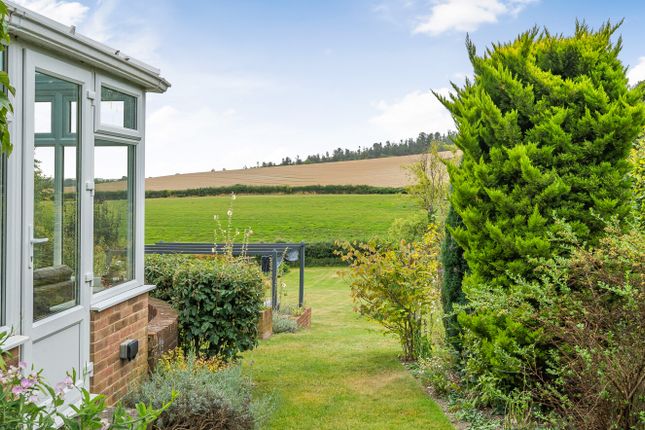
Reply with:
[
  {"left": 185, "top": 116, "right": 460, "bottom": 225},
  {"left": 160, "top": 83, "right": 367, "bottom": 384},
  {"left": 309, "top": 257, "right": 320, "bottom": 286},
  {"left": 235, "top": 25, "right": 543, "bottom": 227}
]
[{"left": 254, "top": 131, "right": 456, "bottom": 168}]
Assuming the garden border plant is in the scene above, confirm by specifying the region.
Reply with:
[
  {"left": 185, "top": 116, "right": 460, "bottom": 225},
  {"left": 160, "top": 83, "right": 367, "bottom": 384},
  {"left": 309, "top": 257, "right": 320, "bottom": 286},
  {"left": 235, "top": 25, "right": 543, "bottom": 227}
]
[
  {"left": 338, "top": 227, "right": 442, "bottom": 362},
  {"left": 125, "top": 348, "right": 273, "bottom": 430},
  {"left": 145, "top": 255, "right": 265, "bottom": 359},
  {"left": 0, "top": 332, "right": 172, "bottom": 429}
]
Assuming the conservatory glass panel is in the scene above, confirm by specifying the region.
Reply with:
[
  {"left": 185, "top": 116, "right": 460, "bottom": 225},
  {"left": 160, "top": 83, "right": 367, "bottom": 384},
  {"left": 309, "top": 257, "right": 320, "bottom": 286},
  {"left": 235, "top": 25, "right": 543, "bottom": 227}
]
[
  {"left": 0, "top": 156, "right": 4, "bottom": 325},
  {"left": 0, "top": 50, "right": 5, "bottom": 325},
  {"left": 93, "top": 142, "right": 135, "bottom": 293},
  {"left": 100, "top": 86, "right": 137, "bottom": 130},
  {"left": 35, "top": 102, "right": 52, "bottom": 133},
  {"left": 33, "top": 72, "right": 80, "bottom": 321}
]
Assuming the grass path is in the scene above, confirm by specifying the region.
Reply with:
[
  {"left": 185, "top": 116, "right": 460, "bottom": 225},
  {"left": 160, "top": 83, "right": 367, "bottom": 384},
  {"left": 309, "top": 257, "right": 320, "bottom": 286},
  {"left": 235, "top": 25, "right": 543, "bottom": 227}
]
[{"left": 242, "top": 267, "right": 453, "bottom": 430}]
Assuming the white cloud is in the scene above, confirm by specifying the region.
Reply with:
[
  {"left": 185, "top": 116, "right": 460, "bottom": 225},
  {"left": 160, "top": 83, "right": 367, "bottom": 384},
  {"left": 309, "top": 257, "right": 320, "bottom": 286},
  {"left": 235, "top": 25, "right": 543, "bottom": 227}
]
[
  {"left": 79, "top": 0, "right": 162, "bottom": 66},
  {"left": 414, "top": 0, "right": 537, "bottom": 36},
  {"left": 628, "top": 57, "right": 645, "bottom": 86},
  {"left": 369, "top": 89, "right": 455, "bottom": 140},
  {"left": 13, "top": 0, "right": 162, "bottom": 65},
  {"left": 13, "top": 0, "right": 88, "bottom": 26}
]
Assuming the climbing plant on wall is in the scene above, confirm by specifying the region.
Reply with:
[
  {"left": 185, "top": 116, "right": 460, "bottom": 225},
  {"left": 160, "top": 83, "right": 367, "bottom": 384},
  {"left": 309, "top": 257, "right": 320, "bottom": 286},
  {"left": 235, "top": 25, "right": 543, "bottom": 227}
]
[{"left": 0, "top": 0, "right": 14, "bottom": 155}]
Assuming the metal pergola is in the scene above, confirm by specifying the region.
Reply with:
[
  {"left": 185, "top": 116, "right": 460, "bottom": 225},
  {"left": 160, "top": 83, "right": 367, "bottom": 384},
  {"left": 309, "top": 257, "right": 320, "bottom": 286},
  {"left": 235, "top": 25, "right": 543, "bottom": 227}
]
[{"left": 144, "top": 242, "right": 306, "bottom": 310}]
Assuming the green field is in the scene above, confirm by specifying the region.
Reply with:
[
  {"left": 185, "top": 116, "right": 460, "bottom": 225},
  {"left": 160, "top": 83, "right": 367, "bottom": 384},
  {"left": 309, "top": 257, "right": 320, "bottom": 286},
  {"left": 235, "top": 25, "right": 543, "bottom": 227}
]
[
  {"left": 243, "top": 268, "right": 453, "bottom": 429},
  {"left": 145, "top": 194, "right": 421, "bottom": 244}
]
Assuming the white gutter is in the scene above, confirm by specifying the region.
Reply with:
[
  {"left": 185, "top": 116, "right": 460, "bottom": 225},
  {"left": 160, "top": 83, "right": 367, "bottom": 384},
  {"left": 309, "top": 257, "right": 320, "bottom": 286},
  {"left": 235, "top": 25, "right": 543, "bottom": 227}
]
[{"left": 4, "top": 1, "right": 170, "bottom": 93}]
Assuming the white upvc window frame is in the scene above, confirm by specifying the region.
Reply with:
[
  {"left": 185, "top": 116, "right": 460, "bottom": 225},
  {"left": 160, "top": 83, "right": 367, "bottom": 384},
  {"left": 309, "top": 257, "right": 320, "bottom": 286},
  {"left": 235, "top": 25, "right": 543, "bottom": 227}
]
[
  {"left": 1, "top": 43, "right": 24, "bottom": 342},
  {"left": 91, "top": 73, "right": 145, "bottom": 306},
  {"left": 94, "top": 74, "right": 143, "bottom": 141}
]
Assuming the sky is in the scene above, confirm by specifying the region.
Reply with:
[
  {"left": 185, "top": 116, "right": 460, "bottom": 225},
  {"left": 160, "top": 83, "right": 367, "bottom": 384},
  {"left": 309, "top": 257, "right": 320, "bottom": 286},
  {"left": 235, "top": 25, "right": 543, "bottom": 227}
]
[{"left": 13, "top": 0, "right": 645, "bottom": 177}]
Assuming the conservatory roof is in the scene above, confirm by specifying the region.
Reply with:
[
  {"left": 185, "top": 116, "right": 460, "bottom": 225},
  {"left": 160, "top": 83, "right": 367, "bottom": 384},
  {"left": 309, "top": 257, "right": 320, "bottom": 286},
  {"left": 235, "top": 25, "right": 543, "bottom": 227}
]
[{"left": 5, "top": 1, "right": 170, "bottom": 93}]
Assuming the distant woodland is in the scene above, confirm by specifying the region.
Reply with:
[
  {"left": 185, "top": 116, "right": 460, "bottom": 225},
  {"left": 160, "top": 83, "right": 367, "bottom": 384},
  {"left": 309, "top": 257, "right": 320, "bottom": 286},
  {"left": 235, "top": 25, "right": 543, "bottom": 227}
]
[{"left": 252, "top": 131, "right": 456, "bottom": 168}]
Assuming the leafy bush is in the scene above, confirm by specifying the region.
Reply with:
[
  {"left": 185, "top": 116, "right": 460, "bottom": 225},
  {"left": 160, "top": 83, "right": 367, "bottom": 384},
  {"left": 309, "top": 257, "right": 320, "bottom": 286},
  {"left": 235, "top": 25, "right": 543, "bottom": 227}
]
[
  {"left": 271, "top": 313, "right": 298, "bottom": 334},
  {"left": 338, "top": 227, "right": 442, "bottom": 361},
  {"left": 144, "top": 254, "right": 191, "bottom": 302},
  {"left": 125, "top": 350, "right": 272, "bottom": 430},
  {"left": 144, "top": 255, "right": 264, "bottom": 358},
  {"left": 414, "top": 348, "right": 460, "bottom": 397},
  {"left": 387, "top": 212, "right": 428, "bottom": 243},
  {"left": 437, "top": 22, "right": 645, "bottom": 393},
  {"left": 534, "top": 225, "right": 645, "bottom": 429},
  {"left": 299, "top": 242, "right": 344, "bottom": 267},
  {"left": 455, "top": 222, "right": 645, "bottom": 427},
  {"left": 404, "top": 143, "right": 450, "bottom": 223}
]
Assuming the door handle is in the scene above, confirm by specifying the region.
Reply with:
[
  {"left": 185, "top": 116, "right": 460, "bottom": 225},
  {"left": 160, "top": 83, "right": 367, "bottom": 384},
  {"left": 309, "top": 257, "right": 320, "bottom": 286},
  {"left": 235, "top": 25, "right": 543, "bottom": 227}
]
[{"left": 28, "top": 224, "right": 48, "bottom": 269}]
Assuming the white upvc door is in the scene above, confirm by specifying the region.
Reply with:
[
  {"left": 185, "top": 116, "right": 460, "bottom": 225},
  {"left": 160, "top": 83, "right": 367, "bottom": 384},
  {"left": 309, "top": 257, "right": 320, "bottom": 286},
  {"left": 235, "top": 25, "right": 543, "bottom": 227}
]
[{"left": 21, "top": 48, "right": 94, "bottom": 400}]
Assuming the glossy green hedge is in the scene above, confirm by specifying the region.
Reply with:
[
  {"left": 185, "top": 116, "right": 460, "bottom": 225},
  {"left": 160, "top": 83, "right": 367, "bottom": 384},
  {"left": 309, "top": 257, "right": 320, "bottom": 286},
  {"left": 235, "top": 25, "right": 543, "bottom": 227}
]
[{"left": 144, "top": 255, "right": 264, "bottom": 358}]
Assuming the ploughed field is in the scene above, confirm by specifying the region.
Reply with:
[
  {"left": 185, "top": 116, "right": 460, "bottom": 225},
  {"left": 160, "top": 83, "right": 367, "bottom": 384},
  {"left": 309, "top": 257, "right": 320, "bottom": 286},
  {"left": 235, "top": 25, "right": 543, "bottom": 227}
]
[
  {"left": 145, "top": 194, "right": 422, "bottom": 244},
  {"left": 99, "top": 152, "right": 456, "bottom": 192}
]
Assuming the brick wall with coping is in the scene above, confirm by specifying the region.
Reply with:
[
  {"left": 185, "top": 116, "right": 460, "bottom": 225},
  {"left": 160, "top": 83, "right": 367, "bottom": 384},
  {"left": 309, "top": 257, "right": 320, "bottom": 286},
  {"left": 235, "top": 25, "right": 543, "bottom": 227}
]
[
  {"left": 90, "top": 293, "right": 149, "bottom": 405},
  {"left": 147, "top": 297, "right": 178, "bottom": 370},
  {"left": 258, "top": 308, "right": 272, "bottom": 339},
  {"left": 296, "top": 307, "right": 312, "bottom": 329}
]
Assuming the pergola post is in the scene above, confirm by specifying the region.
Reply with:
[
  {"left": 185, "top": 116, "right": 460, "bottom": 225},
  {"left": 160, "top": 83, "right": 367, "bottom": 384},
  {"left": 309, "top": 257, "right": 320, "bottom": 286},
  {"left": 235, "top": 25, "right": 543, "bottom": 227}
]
[
  {"left": 299, "top": 242, "right": 305, "bottom": 308},
  {"left": 271, "top": 248, "right": 278, "bottom": 310}
]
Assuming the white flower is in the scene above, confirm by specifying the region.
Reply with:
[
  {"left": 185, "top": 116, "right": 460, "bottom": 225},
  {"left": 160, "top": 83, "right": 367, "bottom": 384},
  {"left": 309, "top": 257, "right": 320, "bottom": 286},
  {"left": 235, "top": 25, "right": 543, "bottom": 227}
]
[
  {"left": 231, "top": 192, "right": 237, "bottom": 200},
  {"left": 227, "top": 210, "right": 233, "bottom": 217}
]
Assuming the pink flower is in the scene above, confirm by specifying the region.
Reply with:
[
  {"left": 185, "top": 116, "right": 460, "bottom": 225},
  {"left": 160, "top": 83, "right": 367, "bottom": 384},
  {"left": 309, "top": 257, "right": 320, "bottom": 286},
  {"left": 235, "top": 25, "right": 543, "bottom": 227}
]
[
  {"left": 18, "top": 361, "right": 27, "bottom": 369},
  {"left": 63, "top": 376, "right": 73, "bottom": 387},
  {"left": 55, "top": 382, "right": 66, "bottom": 396},
  {"left": 20, "top": 377, "right": 36, "bottom": 389},
  {"left": 11, "top": 386, "right": 24, "bottom": 396}
]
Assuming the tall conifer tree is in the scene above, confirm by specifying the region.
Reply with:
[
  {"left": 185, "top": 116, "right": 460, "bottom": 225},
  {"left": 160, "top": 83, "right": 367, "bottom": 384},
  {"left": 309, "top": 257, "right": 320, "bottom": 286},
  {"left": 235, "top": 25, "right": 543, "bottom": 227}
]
[{"left": 437, "top": 22, "right": 645, "bottom": 389}]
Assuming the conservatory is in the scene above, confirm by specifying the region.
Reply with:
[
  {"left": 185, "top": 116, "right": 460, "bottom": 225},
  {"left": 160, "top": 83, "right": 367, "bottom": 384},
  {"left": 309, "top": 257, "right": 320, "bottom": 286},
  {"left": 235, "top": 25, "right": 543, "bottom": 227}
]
[{"left": 0, "top": 2, "right": 169, "bottom": 404}]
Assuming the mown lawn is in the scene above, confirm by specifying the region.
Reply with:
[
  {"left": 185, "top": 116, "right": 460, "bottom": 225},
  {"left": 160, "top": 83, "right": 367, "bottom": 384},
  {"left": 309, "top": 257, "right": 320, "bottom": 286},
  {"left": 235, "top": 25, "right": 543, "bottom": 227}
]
[
  {"left": 242, "top": 267, "right": 453, "bottom": 430},
  {"left": 145, "top": 194, "right": 421, "bottom": 244}
]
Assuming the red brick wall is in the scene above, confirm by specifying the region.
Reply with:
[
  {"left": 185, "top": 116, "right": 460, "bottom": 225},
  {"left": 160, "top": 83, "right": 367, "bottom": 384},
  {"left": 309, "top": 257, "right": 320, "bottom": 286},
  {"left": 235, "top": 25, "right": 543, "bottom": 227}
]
[
  {"left": 296, "top": 307, "right": 312, "bottom": 329},
  {"left": 147, "top": 297, "right": 178, "bottom": 370},
  {"left": 258, "top": 308, "right": 272, "bottom": 339},
  {"left": 90, "top": 293, "right": 149, "bottom": 405},
  {"left": 5, "top": 347, "right": 20, "bottom": 368}
]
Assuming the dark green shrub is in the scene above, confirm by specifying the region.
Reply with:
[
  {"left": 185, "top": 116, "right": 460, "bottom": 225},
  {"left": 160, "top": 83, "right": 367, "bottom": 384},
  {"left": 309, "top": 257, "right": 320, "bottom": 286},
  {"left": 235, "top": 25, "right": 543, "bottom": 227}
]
[
  {"left": 437, "top": 22, "right": 645, "bottom": 394},
  {"left": 173, "top": 258, "right": 264, "bottom": 358},
  {"left": 440, "top": 205, "right": 467, "bottom": 352},
  {"left": 92, "top": 184, "right": 405, "bottom": 201},
  {"left": 125, "top": 352, "right": 272, "bottom": 430},
  {"left": 300, "top": 242, "right": 345, "bottom": 267},
  {"left": 144, "top": 254, "right": 191, "bottom": 302},
  {"left": 144, "top": 255, "right": 264, "bottom": 358}
]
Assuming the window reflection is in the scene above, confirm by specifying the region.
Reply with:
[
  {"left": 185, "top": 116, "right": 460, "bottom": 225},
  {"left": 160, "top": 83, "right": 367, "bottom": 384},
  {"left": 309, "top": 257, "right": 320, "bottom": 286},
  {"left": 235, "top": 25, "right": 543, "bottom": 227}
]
[
  {"left": 100, "top": 86, "right": 137, "bottom": 130},
  {"left": 93, "top": 142, "right": 135, "bottom": 293},
  {"left": 33, "top": 72, "right": 80, "bottom": 321}
]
